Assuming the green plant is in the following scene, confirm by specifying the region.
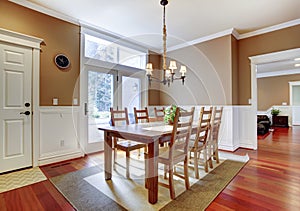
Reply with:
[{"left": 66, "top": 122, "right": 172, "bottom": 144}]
[
  {"left": 164, "top": 105, "right": 177, "bottom": 124},
  {"left": 271, "top": 108, "right": 280, "bottom": 116}
]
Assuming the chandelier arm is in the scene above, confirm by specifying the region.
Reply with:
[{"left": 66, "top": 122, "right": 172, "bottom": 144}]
[{"left": 146, "top": 0, "right": 186, "bottom": 87}]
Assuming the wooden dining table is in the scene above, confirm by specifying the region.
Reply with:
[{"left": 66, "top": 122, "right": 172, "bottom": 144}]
[{"left": 98, "top": 122, "right": 197, "bottom": 204}]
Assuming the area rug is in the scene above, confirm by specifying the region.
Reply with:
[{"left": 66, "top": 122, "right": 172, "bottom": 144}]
[
  {"left": 0, "top": 167, "right": 47, "bottom": 193},
  {"left": 160, "top": 160, "right": 246, "bottom": 210},
  {"left": 50, "top": 154, "right": 247, "bottom": 211}
]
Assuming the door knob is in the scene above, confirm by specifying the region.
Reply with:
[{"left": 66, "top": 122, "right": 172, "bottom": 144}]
[
  {"left": 25, "top": 102, "right": 30, "bottom": 107},
  {"left": 20, "top": 111, "right": 31, "bottom": 115}
]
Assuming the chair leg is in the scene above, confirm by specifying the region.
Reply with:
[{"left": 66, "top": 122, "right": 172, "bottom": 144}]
[
  {"left": 203, "top": 147, "right": 208, "bottom": 172},
  {"left": 207, "top": 144, "right": 213, "bottom": 169},
  {"left": 126, "top": 150, "right": 130, "bottom": 178},
  {"left": 168, "top": 167, "right": 175, "bottom": 199},
  {"left": 214, "top": 144, "right": 220, "bottom": 163},
  {"left": 113, "top": 147, "right": 117, "bottom": 170},
  {"left": 184, "top": 158, "right": 190, "bottom": 190},
  {"left": 194, "top": 151, "right": 199, "bottom": 179}
]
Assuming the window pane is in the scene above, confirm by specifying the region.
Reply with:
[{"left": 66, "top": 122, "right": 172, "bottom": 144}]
[
  {"left": 88, "top": 71, "right": 113, "bottom": 143},
  {"left": 122, "top": 76, "right": 141, "bottom": 123},
  {"left": 84, "top": 34, "right": 146, "bottom": 69}
]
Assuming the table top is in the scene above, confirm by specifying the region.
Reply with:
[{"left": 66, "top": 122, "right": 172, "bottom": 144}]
[{"left": 99, "top": 121, "right": 198, "bottom": 144}]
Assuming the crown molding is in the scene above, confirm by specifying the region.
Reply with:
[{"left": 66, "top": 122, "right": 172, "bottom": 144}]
[
  {"left": 238, "top": 18, "right": 300, "bottom": 40},
  {"left": 167, "top": 28, "right": 236, "bottom": 53},
  {"left": 9, "top": 0, "right": 300, "bottom": 51}
]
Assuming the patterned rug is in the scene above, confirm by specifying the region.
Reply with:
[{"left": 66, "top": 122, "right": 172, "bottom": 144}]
[
  {"left": 50, "top": 153, "right": 248, "bottom": 211},
  {"left": 0, "top": 167, "right": 47, "bottom": 193}
]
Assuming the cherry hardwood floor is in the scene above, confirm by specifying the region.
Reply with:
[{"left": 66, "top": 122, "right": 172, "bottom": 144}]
[{"left": 0, "top": 126, "right": 299, "bottom": 210}]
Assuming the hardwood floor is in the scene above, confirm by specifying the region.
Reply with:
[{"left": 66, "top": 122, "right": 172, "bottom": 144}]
[
  {"left": 207, "top": 126, "right": 300, "bottom": 211},
  {"left": 0, "top": 126, "right": 299, "bottom": 210}
]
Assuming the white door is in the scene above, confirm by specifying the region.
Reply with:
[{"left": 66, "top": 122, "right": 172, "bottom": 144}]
[
  {"left": 0, "top": 43, "right": 32, "bottom": 173},
  {"left": 81, "top": 67, "right": 118, "bottom": 153}
]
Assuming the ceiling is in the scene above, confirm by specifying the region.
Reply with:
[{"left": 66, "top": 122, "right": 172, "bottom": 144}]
[
  {"left": 257, "top": 58, "right": 300, "bottom": 78},
  {"left": 12, "top": 0, "right": 300, "bottom": 76},
  {"left": 20, "top": 0, "right": 300, "bottom": 51}
]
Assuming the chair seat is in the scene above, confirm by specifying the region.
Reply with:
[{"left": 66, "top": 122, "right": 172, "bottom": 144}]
[
  {"left": 116, "top": 140, "right": 146, "bottom": 151},
  {"left": 158, "top": 147, "right": 185, "bottom": 164}
]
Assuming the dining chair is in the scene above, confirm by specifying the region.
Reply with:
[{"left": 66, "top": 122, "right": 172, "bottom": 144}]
[
  {"left": 110, "top": 107, "right": 146, "bottom": 178},
  {"left": 158, "top": 107, "right": 195, "bottom": 199},
  {"left": 209, "top": 106, "right": 223, "bottom": 164},
  {"left": 134, "top": 107, "right": 150, "bottom": 123},
  {"left": 188, "top": 107, "right": 213, "bottom": 178},
  {"left": 154, "top": 107, "right": 165, "bottom": 121}
]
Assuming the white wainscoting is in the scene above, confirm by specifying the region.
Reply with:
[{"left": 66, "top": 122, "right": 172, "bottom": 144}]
[{"left": 39, "top": 107, "right": 84, "bottom": 165}]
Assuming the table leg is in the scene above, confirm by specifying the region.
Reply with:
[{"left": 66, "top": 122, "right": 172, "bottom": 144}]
[
  {"left": 104, "top": 131, "right": 112, "bottom": 180},
  {"left": 146, "top": 140, "right": 158, "bottom": 204}
]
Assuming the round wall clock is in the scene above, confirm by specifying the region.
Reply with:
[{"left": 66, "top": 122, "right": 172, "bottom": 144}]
[{"left": 54, "top": 54, "right": 70, "bottom": 69}]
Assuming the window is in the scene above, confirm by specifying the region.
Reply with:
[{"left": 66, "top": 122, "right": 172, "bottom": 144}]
[{"left": 84, "top": 34, "right": 146, "bottom": 69}]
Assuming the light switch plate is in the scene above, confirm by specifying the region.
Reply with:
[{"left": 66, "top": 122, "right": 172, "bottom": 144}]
[{"left": 53, "top": 98, "right": 58, "bottom": 105}]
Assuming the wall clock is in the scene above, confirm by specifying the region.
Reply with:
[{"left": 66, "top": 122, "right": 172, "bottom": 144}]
[{"left": 54, "top": 54, "right": 70, "bottom": 69}]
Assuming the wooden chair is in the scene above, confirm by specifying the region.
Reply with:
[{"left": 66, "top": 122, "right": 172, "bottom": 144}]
[
  {"left": 154, "top": 107, "right": 165, "bottom": 121},
  {"left": 110, "top": 107, "right": 146, "bottom": 178},
  {"left": 158, "top": 107, "right": 195, "bottom": 199},
  {"left": 134, "top": 107, "right": 150, "bottom": 123},
  {"left": 189, "top": 107, "right": 213, "bottom": 178},
  {"left": 209, "top": 106, "right": 223, "bottom": 164}
]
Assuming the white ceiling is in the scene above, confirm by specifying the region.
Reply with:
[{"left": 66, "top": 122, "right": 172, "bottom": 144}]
[
  {"left": 12, "top": 0, "right": 300, "bottom": 76},
  {"left": 22, "top": 0, "right": 300, "bottom": 51}
]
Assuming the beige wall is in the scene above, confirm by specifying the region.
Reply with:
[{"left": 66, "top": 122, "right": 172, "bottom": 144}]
[
  {"left": 0, "top": 0, "right": 80, "bottom": 106},
  {"left": 238, "top": 25, "right": 300, "bottom": 105},
  {"left": 159, "top": 35, "right": 232, "bottom": 105},
  {"left": 258, "top": 74, "right": 300, "bottom": 110}
]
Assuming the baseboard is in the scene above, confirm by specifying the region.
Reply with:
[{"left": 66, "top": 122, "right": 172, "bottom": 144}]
[
  {"left": 218, "top": 144, "right": 239, "bottom": 152},
  {"left": 38, "top": 150, "right": 84, "bottom": 166}
]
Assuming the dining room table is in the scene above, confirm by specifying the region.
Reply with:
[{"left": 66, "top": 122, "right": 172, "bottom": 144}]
[{"left": 98, "top": 121, "right": 197, "bottom": 204}]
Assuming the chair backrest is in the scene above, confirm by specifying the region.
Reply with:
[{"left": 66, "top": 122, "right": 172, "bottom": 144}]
[
  {"left": 193, "top": 107, "right": 213, "bottom": 147},
  {"left": 154, "top": 107, "right": 165, "bottom": 118},
  {"left": 169, "top": 107, "right": 195, "bottom": 159},
  {"left": 134, "top": 107, "right": 149, "bottom": 123},
  {"left": 110, "top": 107, "right": 129, "bottom": 126},
  {"left": 210, "top": 107, "right": 223, "bottom": 141}
]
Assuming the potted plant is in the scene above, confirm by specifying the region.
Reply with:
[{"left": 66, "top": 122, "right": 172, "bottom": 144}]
[
  {"left": 271, "top": 108, "right": 280, "bottom": 116},
  {"left": 164, "top": 105, "right": 177, "bottom": 124}
]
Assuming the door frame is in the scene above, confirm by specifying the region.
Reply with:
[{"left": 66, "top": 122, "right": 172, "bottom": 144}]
[
  {"left": 0, "top": 28, "right": 43, "bottom": 168},
  {"left": 79, "top": 63, "right": 148, "bottom": 154},
  {"left": 249, "top": 47, "right": 300, "bottom": 148},
  {"left": 289, "top": 81, "right": 300, "bottom": 125},
  {"left": 80, "top": 65, "right": 118, "bottom": 153}
]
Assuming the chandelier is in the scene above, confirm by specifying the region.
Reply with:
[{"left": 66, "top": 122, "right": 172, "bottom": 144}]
[{"left": 146, "top": 0, "right": 187, "bottom": 86}]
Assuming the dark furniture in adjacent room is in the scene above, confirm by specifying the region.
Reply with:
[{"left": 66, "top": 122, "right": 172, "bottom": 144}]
[
  {"left": 257, "top": 115, "right": 271, "bottom": 135},
  {"left": 272, "top": 115, "right": 289, "bottom": 127}
]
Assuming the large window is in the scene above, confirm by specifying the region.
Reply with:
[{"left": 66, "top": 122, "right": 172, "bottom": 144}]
[
  {"left": 84, "top": 34, "right": 146, "bottom": 69},
  {"left": 81, "top": 28, "right": 148, "bottom": 153}
]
